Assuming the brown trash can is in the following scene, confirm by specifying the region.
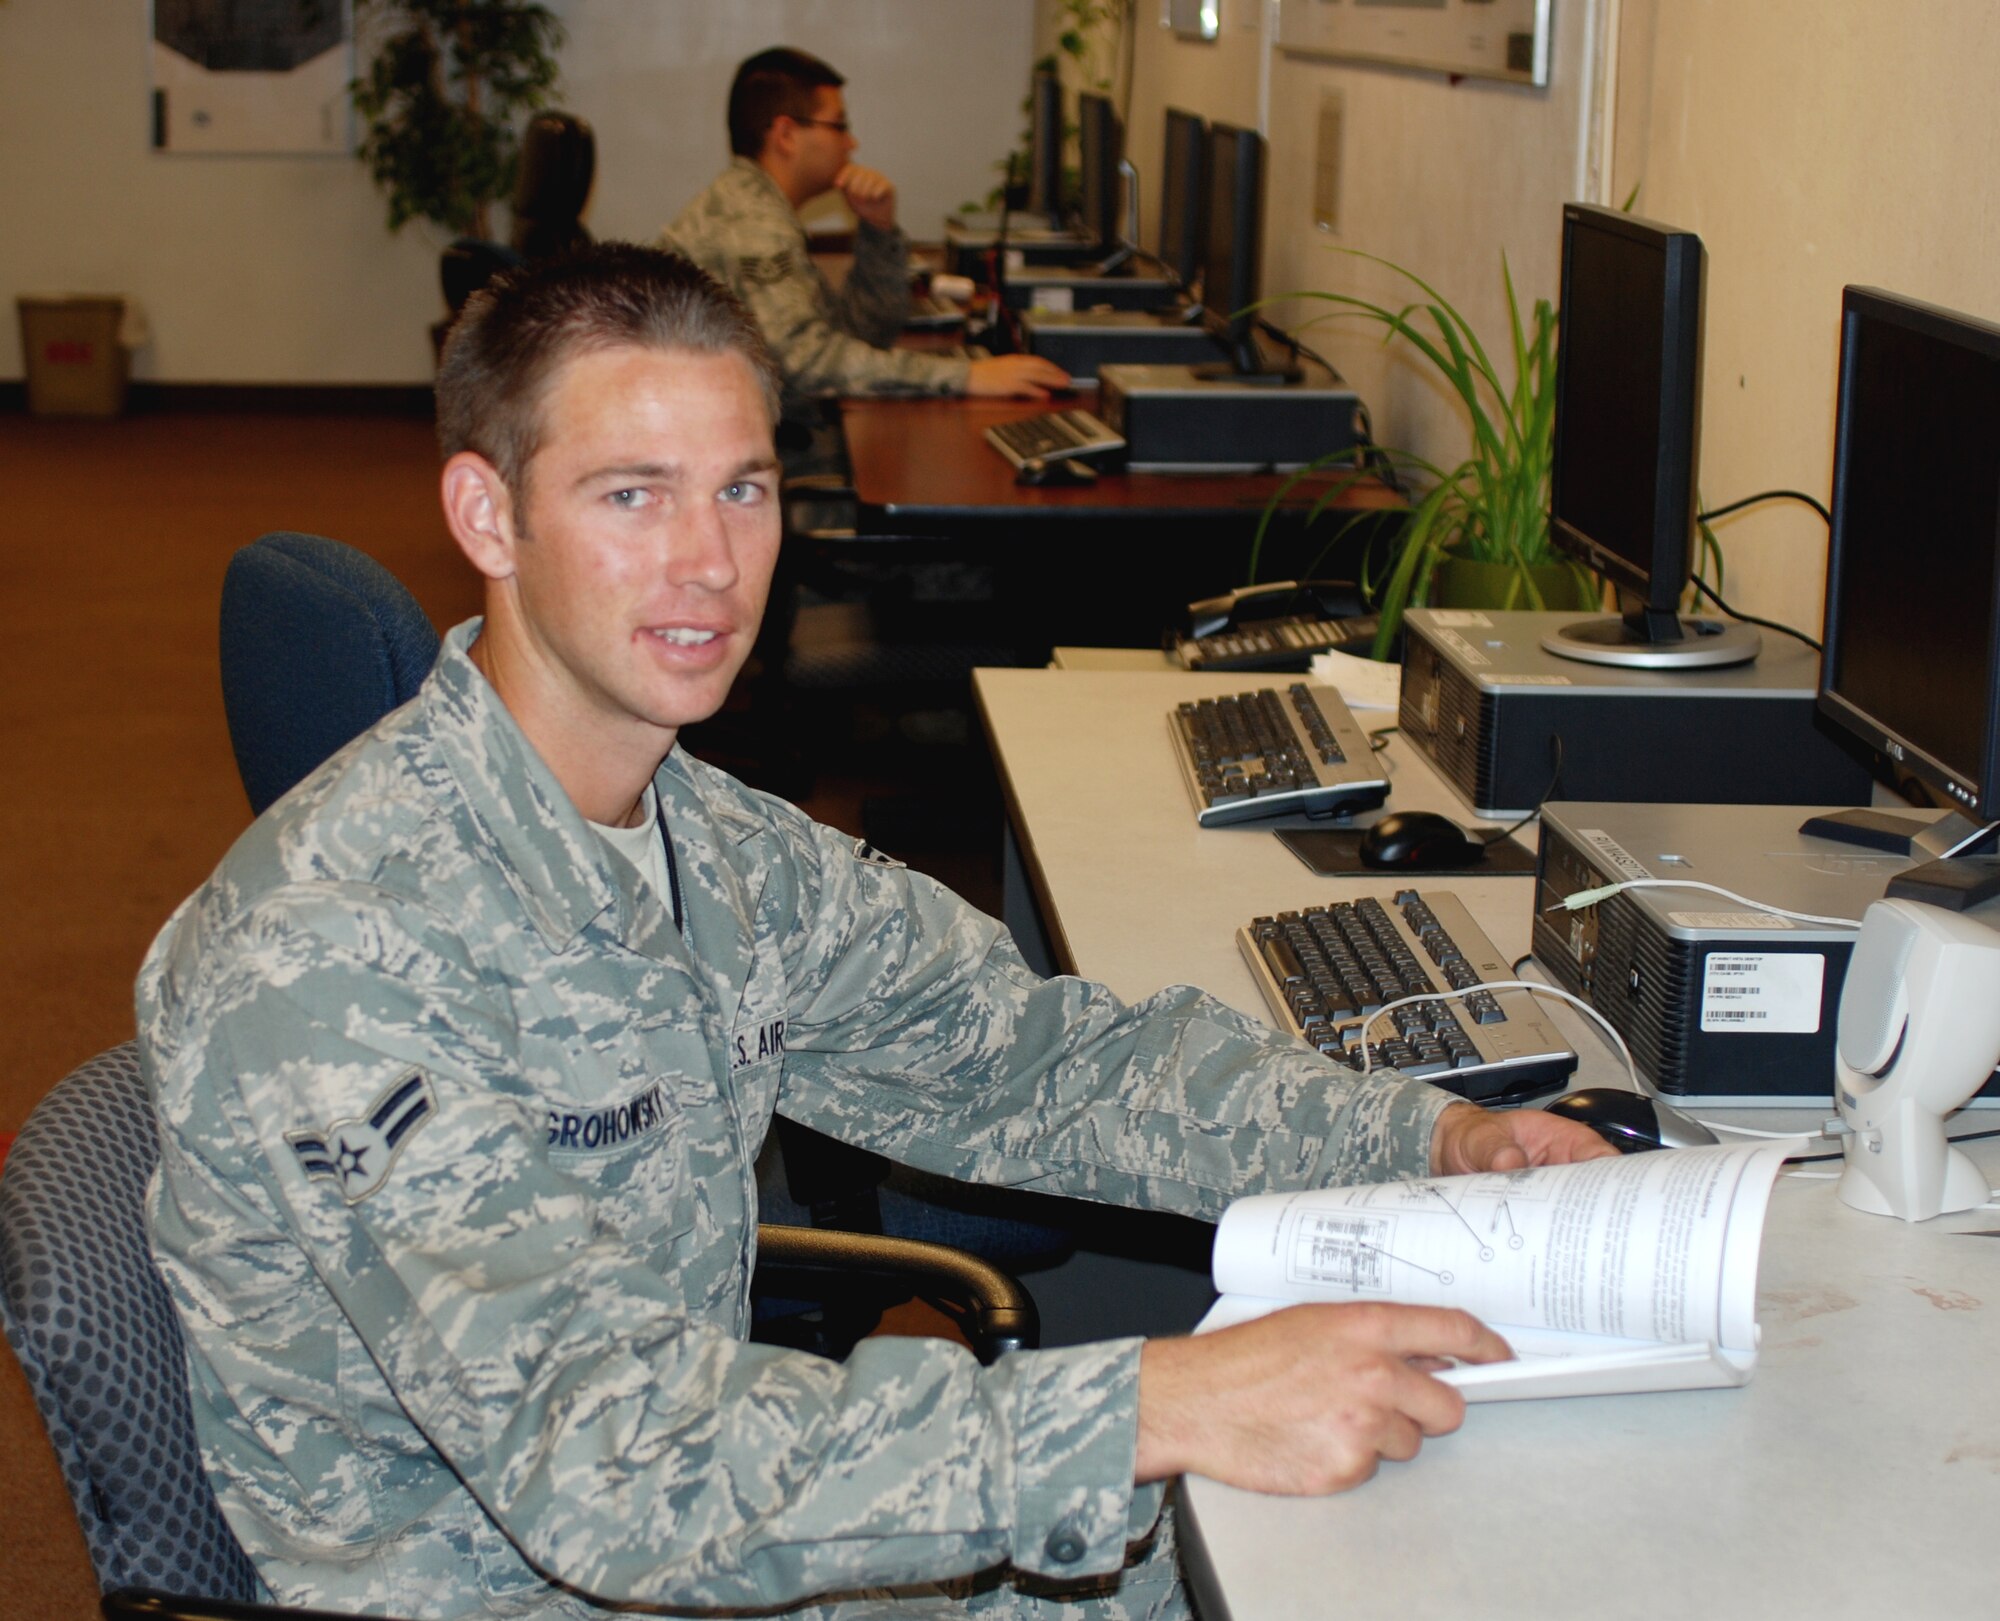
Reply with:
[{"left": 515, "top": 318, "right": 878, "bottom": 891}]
[{"left": 17, "top": 297, "right": 130, "bottom": 418}]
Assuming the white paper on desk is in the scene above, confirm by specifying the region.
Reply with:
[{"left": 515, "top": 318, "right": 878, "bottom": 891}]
[
  {"left": 1198, "top": 1145, "right": 1787, "bottom": 1400},
  {"left": 1308, "top": 648, "right": 1401, "bottom": 711}
]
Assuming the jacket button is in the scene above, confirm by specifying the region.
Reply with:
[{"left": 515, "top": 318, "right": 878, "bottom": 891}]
[{"left": 1045, "top": 1516, "right": 1088, "bottom": 1565}]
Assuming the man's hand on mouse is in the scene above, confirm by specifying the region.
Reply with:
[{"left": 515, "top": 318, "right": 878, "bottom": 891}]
[
  {"left": 1430, "top": 1099, "right": 1618, "bottom": 1175},
  {"left": 834, "top": 163, "right": 897, "bottom": 231},
  {"left": 1135, "top": 1301, "right": 1510, "bottom": 1494},
  {"left": 966, "top": 354, "right": 1072, "bottom": 399}
]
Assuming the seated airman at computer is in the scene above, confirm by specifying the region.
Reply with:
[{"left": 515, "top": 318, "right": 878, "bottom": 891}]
[
  {"left": 140, "top": 244, "right": 1610, "bottom": 1621},
  {"left": 662, "top": 45, "right": 1068, "bottom": 416}
]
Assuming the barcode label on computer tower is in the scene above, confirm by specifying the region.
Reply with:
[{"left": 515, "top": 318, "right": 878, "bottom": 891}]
[{"left": 1699, "top": 952, "right": 1826, "bottom": 1034}]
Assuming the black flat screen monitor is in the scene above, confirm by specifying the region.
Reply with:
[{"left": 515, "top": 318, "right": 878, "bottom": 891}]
[
  {"left": 1544, "top": 203, "right": 1756, "bottom": 668},
  {"left": 1158, "top": 107, "right": 1206, "bottom": 287},
  {"left": 1808, "top": 286, "right": 2000, "bottom": 904},
  {"left": 1026, "top": 69, "right": 1063, "bottom": 225},
  {"left": 1076, "top": 91, "right": 1123, "bottom": 251},
  {"left": 1194, "top": 122, "right": 1295, "bottom": 383}
]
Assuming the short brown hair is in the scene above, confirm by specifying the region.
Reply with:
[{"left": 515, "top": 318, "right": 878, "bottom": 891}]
[
  {"left": 436, "top": 243, "right": 781, "bottom": 500},
  {"left": 728, "top": 47, "right": 843, "bottom": 159}
]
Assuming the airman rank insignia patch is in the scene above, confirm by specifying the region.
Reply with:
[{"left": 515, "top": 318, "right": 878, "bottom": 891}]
[
  {"left": 852, "top": 839, "right": 905, "bottom": 869},
  {"left": 739, "top": 252, "right": 796, "bottom": 288},
  {"left": 287, "top": 1070, "right": 435, "bottom": 1204}
]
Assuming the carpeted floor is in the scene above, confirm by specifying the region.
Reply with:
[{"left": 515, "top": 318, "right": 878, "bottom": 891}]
[{"left": 1, "top": 405, "right": 1004, "bottom": 1616}]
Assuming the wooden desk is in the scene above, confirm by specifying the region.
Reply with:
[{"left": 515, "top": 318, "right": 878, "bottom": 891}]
[
  {"left": 843, "top": 395, "right": 1402, "bottom": 531},
  {"left": 840, "top": 398, "right": 1402, "bottom": 648},
  {"left": 972, "top": 666, "right": 2000, "bottom": 1621}
]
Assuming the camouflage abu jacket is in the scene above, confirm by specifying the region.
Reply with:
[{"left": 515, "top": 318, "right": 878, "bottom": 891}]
[
  {"left": 139, "top": 621, "right": 1454, "bottom": 1618},
  {"left": 662, "top": 157, "right": 971, "bottom": 409}
]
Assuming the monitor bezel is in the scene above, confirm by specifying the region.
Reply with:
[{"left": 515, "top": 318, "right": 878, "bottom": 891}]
[
  {"left": 1076, "top": 91, "right": 1122, "bottom": 250},
  {"left": 1817, "top": 285, "right": 2000, "bottom": 823},
  {"left": 1548, "top": 203, "right": 1706, "bottom": 614},
  {"left": 1158, "top": 107, "right": 1207, "bottom": 288},
  {"left": 1200, "top": 121, "right": 1263, "bottom": 347},
  {"left": 1026, "top": 69, "right": 1063, "bottom": 224}
]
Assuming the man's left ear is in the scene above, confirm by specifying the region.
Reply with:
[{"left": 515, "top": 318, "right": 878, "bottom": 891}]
[{"left": 441, "top": 452, "right": 518, "bottom": 582}]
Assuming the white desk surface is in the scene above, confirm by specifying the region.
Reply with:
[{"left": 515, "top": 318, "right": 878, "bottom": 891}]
[{"left": 973, "top": 665, "right": 2000, "bottom": 1621}]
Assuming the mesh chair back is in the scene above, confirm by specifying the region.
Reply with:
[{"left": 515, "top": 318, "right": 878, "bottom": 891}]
[
  {"left": 0, "top": 1045, "right": 260, "bottom": 1600},
  {"left": 219, "top": 532, "right": 440, "bottom": 817}
]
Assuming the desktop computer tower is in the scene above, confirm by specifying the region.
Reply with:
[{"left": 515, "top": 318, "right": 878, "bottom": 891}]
[
  {"left": 1398, "top": 608, "right": 1873, "bottom": 818},
  {"left": 1096, "top": 362, "right": 1361, "bottom": 471},
  {"left": 1019, "top": 309, "right": 1224, "bottom": 381},
  {"left": 1531, "top": 800, "right": 2000, "bottom": 1103},
  {"left": 1000, "top": 267, "right": 1180, "bottom": 313},
  {"left": 943, "top": 218, "right": 1099, "bottom": 276}
]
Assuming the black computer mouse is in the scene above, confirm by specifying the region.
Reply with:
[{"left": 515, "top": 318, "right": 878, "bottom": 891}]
[
  {"left": 1357, "top": 810, "right": 1487, "bottom": 871},
  {"left": 1539, "top": 1086, "right": 1718, "bottom": 1153},
  {"left": 1016, "top": 455, "right": 1098, "bottom": 487}
]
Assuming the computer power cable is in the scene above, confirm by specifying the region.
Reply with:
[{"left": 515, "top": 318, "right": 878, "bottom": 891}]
[
  {"left": 1544, "top": 879, "right": 1864, "bottom": 931},
  {"left": 1348, "top": 980, "right": 1836, "bottom": 1150}
]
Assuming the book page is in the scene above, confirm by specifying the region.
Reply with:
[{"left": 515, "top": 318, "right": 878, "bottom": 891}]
[{"left": 1210, "top": 1145, "right": 1786, "bottom": 1352}]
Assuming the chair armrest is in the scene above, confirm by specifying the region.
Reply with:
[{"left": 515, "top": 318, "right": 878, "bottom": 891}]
[{"left": 754, "top": 1223, "right": 1038, "bottom": 1362}]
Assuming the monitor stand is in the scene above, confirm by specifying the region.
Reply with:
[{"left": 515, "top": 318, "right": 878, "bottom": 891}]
[
  {"left": 1189, "top": 328, "right": 1302, "bottom": 388},
  {"left": 1540, "top": 607, "right": 1761, "bottom": 670},
  {"left": 1801, "top": 807, "right": 2000, "bottom": 912}
]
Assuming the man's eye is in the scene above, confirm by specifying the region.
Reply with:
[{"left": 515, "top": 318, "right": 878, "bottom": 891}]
[
  {"left": 608, "top": 488, "right": 651, "bottom": 509},
  {"left": 721, "top": 481, "right": 768, "bottom": 505}
]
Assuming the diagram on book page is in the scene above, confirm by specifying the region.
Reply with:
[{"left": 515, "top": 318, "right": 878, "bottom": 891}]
[{"left": 1287, "top": 1173, "right": 1543, "bottom": 1290}]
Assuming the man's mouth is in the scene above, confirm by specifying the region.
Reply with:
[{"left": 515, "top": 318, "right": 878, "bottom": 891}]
[{"left": 649, "top": 627, "right": 721, "bottom": 647}]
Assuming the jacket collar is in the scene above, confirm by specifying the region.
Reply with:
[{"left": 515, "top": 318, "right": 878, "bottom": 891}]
[{"left": 423, "top": 621, "right": 677, "bottom": 957}]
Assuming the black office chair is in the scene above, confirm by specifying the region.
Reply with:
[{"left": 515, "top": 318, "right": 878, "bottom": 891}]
[
  {"left": 0, "top": 1042, "right": 1034, "bottom": 1621},
  {"left": 439, "top": 110, "right": 595, "bottom": 322}
]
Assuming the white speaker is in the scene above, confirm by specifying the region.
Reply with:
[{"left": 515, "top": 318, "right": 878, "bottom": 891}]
[{"left": 1835, "top": 898, "right": 2000, "bottom": 1220}]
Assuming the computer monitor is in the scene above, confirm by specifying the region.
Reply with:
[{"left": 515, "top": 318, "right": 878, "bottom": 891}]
[
  {"left": 1543, "top": 203, "right": 1759, "bottom": 669},
  {"left": 1194, "top": 122, "right": 1297, "bottom": 384},
  {"left": 1026, "top": 68, "right": 1063, "bottom": 226},
  {"left": 1158, "top": 107, "right": 1207, "bottom": 288},
  {"left": 1810, "top": 286, "right": 2000, "bottom": 904},
  {"left": 1077, "top": 92, "right": 1122, "bottom": 251}
]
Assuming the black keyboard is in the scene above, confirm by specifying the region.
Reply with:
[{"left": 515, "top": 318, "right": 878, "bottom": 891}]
[
  {"left": 984, "top": 407, "right": 1126, "bottom": 471},
  {"left": 1238, "top": 890, "right": 1577, "bottom": 1103},
  {"left": 1175, "top": 614, "right": 1383, "bottom": 672},
  {"left": 1170, "top": 683, "right": 1386, "bottom": 826},
  {"left": 905, "top": 292, "right": 967, "bottom": 330}
]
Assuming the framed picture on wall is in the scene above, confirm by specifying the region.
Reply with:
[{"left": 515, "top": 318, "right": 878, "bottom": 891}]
[
  {"left": 1275, "top": 0, "right": 1552, "bottom": 89},
  {"left": 1165, "top": 0, "right": 1221, "bottom": 43},
  {"left": 150, "top": 0, "right": 354, "bottom": 155}
]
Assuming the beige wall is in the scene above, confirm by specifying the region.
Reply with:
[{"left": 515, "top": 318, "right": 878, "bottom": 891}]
[
  {"left": 1614, "top": 0, "right": 2000, "bottom": 632},
  {"left": 1114, "top": 0, "right": 2000, "bottom": 629},
  {"left": 0, "top": 1, "right": 1033, "bottom": 385}
]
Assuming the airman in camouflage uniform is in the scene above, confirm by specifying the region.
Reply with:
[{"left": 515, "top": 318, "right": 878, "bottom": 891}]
[
  {"left": 660, "top": 47, "right": 1067, "bottom": 415},
  {"left": 665, "top": 154, "right": 968, "bottom": 411},
  {"left": 141, "top": 244, "right": 1607, "bottom": 1620}
]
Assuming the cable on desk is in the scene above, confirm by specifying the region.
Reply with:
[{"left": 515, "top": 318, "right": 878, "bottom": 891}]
[
  {"left": 1785, "top": 1124, "right": 2000, "bottom": 1165},
  {"left": 1366, "top": 724, "right": 1398, "bottom": 753},
  {"left": 1545, "top": 878, "right": 1862, "bottom": 931},
  {"left": 1476, "top": 734, "right": 1564, "bottom": 849}
]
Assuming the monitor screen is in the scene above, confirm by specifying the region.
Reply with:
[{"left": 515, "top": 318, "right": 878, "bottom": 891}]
[
  {"left": 1077, "top": 92, "right": 1123, "bottom": 250},
  {"left": 1200, "top": 122, "right": 1263, "bottom": 345},
  {"left": 1819, "top": 288, "right": 2000, "bottom": 820},
  {"left": 1026, "top": 69, "right": 1062, "bottom": 224},
  {"left": 1548, "top": 204, "right": 1705, "bottom": 616},
  {"left": 1159, "top": 107, "right": 1206, "bottom": 287}
]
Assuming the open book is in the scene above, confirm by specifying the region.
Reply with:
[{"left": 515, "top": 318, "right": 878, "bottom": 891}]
[{"left": 1199, "top": 1143, "right": 1789, "bottom": 1401}]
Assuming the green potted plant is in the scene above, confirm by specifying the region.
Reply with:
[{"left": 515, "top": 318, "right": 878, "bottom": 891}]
[
  {"left": 351, "top": 0, "right": 564, "bottom": 238},
  {"left": 1256, "top": 248, "right": 1601, "bottom": 658}
]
